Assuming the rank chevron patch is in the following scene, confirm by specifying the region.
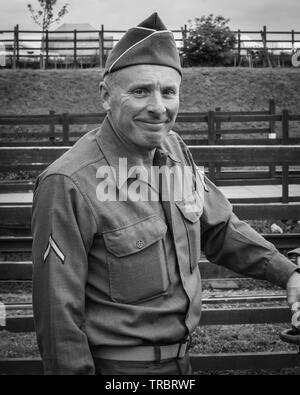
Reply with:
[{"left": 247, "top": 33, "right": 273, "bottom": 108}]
[{"left": 43, "top": 235, "right": 65, "bottom": 264}]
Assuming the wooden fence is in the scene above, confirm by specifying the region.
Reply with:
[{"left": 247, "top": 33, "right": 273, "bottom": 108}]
[
  {"left": 0, "top": 302, "right": 299, "bottom": 374},
  {"left": 1, "top": 103, "right": 300, "bottom": 190},
  {"left": 2, "top": 107, "right": 287, "bottom": 147},
  {"left": 1, "top": 145, "right": 300, "bottom": 201},
  {"left": 0, "top": 99, "right": 282, "bottom": 146},
  {"left": 1, "top": 232, "right": 299, "bottom": 280},
  {"left": 0, "top": 25, "right": 299, "bottom": 69}
]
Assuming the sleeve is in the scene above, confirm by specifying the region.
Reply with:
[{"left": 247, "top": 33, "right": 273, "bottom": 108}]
[
  {"left": 200, "top": 177, "right": 298, "bottom": 289},
  {"left": 31, "top": 173, "right": 98, "bottom": 375}
]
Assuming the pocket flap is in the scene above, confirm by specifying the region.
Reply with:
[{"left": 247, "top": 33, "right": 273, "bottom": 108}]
[
  {"left": 103, "top": 216, "right": 167, "bottom": 257},
  {"left": 176, "top": 193, "right": 203, "bottom": 223}
]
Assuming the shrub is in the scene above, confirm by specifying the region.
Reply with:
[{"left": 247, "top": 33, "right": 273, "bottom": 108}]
[{"left": 181, "top": 14, "right": 237, "bottom": 67}]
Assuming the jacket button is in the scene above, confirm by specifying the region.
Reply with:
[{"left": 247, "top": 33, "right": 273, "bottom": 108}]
[{"left": 136, "top": 240, "right": 145, "bottom": 249}]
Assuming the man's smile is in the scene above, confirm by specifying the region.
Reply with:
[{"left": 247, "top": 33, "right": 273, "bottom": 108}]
[{"left": 135, "top": 118, "right": 169, "bottom": 131}]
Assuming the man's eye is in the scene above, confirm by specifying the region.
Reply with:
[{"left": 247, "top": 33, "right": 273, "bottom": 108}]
[
  {"left": 163, "top": 89, "right": 177, "bottom": 96},
  {"left": 132, "top": 88, "right": 148, "bottom": 96}
]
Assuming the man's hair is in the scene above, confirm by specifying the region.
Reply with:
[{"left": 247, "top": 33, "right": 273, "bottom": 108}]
[{"left": 102, "top": 72, "right": 119, "bottom": 92}]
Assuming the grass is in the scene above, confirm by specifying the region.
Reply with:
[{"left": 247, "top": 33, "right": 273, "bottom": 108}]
[
  {"left": 0, "top": 320, "right": 298, "bottom": 374},
  {"left": 1, "top": 67, "right": 300, "bottom": 150},
  {"left": 0, "top": 67, "right": 300, "bottom": 114},
  {"left": 1, "top": 323, "right": 299, "bottom": 375}
]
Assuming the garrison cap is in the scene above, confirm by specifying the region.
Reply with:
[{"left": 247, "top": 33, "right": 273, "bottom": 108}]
[{"left": 103, "top": 12, "right": 182, "bottom": 77}]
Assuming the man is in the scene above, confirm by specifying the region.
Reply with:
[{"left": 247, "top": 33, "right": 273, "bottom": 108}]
[{"left": 32, "top": 13, "right": 300, "bottom": 375}]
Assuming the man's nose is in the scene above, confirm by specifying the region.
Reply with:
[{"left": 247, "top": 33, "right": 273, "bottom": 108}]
[{"left": 146, "top": 92, "right": 166, "bottom": 116}]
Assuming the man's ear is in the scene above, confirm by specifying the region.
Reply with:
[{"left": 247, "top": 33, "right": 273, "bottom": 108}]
[{"left": 99, "top": 81, "right": 111, "bottom": 112}]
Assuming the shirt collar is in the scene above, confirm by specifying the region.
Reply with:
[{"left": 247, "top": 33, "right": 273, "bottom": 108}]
[{"left": 95, "top": 116, "right": 181, "bottom": 188}]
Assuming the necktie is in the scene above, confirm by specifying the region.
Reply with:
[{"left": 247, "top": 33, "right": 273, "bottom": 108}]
[{"left": 152, "top": 148, "right": 174, "bottom": 235}]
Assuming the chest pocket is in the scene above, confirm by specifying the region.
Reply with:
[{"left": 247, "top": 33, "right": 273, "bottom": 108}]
[
  {"left": 103, "top": 215, "right": 169, "bottom": 304},
  {"left": 175, "top": 192, "right": 202, "bottom": 273}
]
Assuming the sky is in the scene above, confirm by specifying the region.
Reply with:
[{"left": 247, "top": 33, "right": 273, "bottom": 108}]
[{"left": 1, "top": 0, "right": 300, "bottom": 32}]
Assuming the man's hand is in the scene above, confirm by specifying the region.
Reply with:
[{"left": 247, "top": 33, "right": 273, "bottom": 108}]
[{"left": 286, "top": 271, "right": 300, "bottom": 308}]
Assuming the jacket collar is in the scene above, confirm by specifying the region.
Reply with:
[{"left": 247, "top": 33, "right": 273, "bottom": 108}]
[{"left": 95, "top": 115, "right": 181, "bottom": 188}]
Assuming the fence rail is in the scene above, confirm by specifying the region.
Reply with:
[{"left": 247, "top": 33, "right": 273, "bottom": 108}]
[
  {"left": 1, "top": 233, "right": 298, "bottom": 253},
  {"left": 0, "top": 307, "right": 292, "bottom": 334},
  {"left": 2, "top": 294, "right": 289, "bottom": 309},
  {"left": 1, "top": 25, "right": 300, "bottom": 69},
  {"left": 0, "top": 305, "right": 299, "bottom": 374},
  {"left": 1, "top": 144, "right": 299, "bottom": 203},
  {"left": 1, "top": 203, "right": 300, "bottom": 232},
  {"left": 1, "top": 103, "right": 298, "bottom": 147},
  {"left": 1, "top": 145, "right": 299, "bottom": 164},
  {"left": 1, "top": 232, "right": 299, "bottom": 281},
  {"left": 1, "top": 103, "right": 300, "bottom": 187}
]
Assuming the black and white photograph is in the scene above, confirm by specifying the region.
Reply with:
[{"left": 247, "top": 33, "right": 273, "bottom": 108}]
[{"left": 0, "top": 0, "right": 300, "bottom": 378}]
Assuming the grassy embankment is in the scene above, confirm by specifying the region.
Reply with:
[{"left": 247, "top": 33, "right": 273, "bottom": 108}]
[{"left": 1, "top": 67, "right": 300, "bottom": 114}]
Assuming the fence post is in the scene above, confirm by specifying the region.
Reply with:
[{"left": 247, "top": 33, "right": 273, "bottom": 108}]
[
  {"left": 13, "top": 24, "right": 19, "bottom": 69},
  {"left": 291, "top": 29, "right": 295, "bottom": 53},
  {"left": 182, "top": 24, "right": 187, "bottom": 44},
  {"left": 99, "top": 24, "right": 105, "bottom": 69},
  {"left": 74, "top": 29, "right": 77, "bottom": 67},
  {"left": 268, "top": 98, "right": 276, "bottom": 137},
  {"left": 268, "top": 99, "right": 276, "bottom": 178},
  {"left": 208, "top": 110, "right": 216, "bottom": 145},
  {"left": 180, "top": 25, "right": 184, "bottom": 42},
  {"left": 281, "top": 109, "right": 289, "bottom": 203},
  {"left": 215, "top": 107, "right": 222, "bottom": 178},
  {"left": 261, "top": 25, "right": 272, "bottom": 68},
  {"left": 62, "top": 113, "right": 70, "bottom": 144},
  {"left": 208, "top": 110, "right": 216, "bottom": 182},
  {"left": 282, "top": 109, "right": 289, "bottom": 143},
  {"left": 45, "top": 30, "right": 49, "bottom": 69},
  {"left": 49, "top": 110, "right": 55, "bottom": 143},
  {"left": 237, "top": 29, "right": 241, "bottom": 66},
  {"left": 16, "top": 25, "right": 19, "bottom": 67},
  {"left": 98, "top": 28, "right": 103, "bottom": 68},
  {"left": 215, "top": 108, "right": 221, "bottom": 141},
  {"left": 40, "top": 30, "right": 47, "bottom": 69},
  {"left": 180, "top": 25, "right": 187, "bottom": 67}
]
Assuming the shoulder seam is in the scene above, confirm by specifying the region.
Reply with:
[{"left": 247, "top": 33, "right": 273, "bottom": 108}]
[
  {"left": 69, "top": 155, "right": 105, "bottom": 177},
  {"left": 37, "top": 173, "right": 100, "bottom": 233}
]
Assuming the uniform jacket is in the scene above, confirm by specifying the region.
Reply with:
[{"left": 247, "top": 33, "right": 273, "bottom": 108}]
[{"left": 32, "top": 116, "right": 297, "bottom": 374}]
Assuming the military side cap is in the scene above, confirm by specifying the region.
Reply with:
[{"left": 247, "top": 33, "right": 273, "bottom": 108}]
[{"left": 104, "top": 12, "right": 182, "bottom": 76}]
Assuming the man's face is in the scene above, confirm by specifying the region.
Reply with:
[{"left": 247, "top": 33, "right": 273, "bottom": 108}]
[{"left": 101, "top": 65, "right": 181, "bottom": 150}]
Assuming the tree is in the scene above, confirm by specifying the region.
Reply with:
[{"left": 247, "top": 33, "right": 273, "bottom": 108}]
[
  {"left": 27, "top": 0, "right": 69, "bottom": 31},
  {"left": 181, "top": 14, "right": 237, "bottom": 66},
  {"left": 27, "top": 0, "right": 69, "bottom": 68}
]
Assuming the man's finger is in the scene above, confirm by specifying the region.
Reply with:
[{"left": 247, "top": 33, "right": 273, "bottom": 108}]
[{"left": 286, "top": 272, "right": 300, "bottom": 306}]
